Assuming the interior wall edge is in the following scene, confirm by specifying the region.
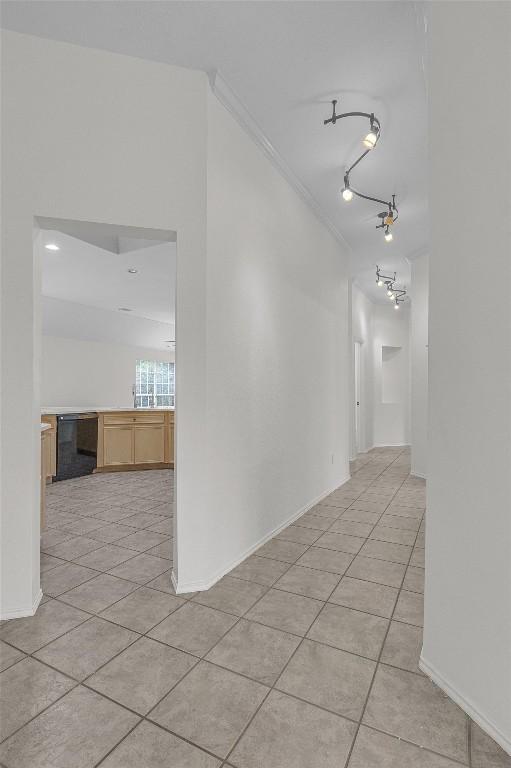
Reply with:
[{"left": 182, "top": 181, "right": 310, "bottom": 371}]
[
  {"left": 419, "top": 654, "right": 511, "bottom": 757},
  {"left": 209, "top": 70, "right": 351, "bottom": 253},
  {"left": 174, "top": 472, "right": 351, "bottom": 594},
  {"left": 0, "top": 588, "right": 43, "bottom": 622}
]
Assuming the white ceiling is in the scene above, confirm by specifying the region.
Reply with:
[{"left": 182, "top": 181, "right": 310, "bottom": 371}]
[
  {"left": 42, "top": 295, "right": 175, "bottom": 353},
  {"left": 40, "top": 228, "right": 176, "bottom": 326},
  {"left": 39, "top": 224, "right": 175, "bottom": 350},
  {"left": 4, "top": 1, "right": 429, "bottom": 304}
]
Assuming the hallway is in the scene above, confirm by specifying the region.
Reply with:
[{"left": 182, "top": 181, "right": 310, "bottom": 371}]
[{"left": 0, "top": 450, "right": 507, "bottom": 767}]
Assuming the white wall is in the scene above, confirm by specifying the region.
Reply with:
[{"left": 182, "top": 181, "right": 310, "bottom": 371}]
[
  {"left": 1, "top": 31, "right": 354, "bottom": 613},
  {"left": 189, "top": 90, "right": 351, "bottom": 591},
  {"left": 372, "top": 303, "right": 410, "bottom": 447},
  {"left": 1, "top": 30, "right": 209, "bottom": 618},
  {"left": 423, "top": 2, "right": 511, "bottom": 754},
  {"left": 42, "top": 296, "right": 174, "bottom": 351},
  {"left": 351, "top": 285, "right": 410, "bottom": 453},
  {"left": 351, "top": 284, "right": 375, "bottom": 454},
  {"left": 42, "top": 335, "right": 173, "bottom": 408},
  {"left": 409, "top": 254, "right": 428, "bottom": 477}
]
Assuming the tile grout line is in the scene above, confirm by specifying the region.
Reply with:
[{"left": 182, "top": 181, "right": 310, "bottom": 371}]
[
  {"left": 220, "top": 447, "right": 415, "bottom": 766},
  {"left": 343, "top": 451, "right": 430, "bottom": 767},
  {"left": 2, "top": 455, "right": 435, "bottom": 766}
]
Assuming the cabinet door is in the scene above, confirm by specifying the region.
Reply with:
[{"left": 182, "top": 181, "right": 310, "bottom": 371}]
[
  {"left": 43, "top": 431, "right": 53, "bottom": 481},
  {"left": 168, "top": 422, "right": 175, "bottom": 467},
  {"left": 103, "top": 426, "right": 134, "bottom": 466},
  {"left": 134, "top": 424, "right": 165, "bottom": 464}
]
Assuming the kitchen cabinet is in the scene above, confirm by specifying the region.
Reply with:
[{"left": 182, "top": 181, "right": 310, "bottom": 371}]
[
  {"left": 40, "top": 426, "right": 50, "bottom": 527},
  {"left": 103, "top": 425, "right": 134, "bottom": 466},
  {"left": 134, "top": 424, "right": 166, "bottom": 464},
  {"left": 97, "top": 410, "right": 174, "bottom": 471},
  {"left": 40, "top": 414, "right": 57, "bottom": 481}
]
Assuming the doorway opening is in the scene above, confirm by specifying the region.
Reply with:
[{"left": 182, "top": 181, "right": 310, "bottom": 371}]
[
  {"left": 36, "top": 217, "right": 177, "bottom": 590},
  {"left": 354, "top": 340, "right": 362, "bottom": 454}
]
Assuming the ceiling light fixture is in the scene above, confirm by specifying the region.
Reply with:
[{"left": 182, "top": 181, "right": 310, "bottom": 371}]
[
  {"left": 341, "top": 174, "right": 353, "bottom": 202},
  {"left": 127, "top": 268, "right": 138, "bottom": 274},
  {"left": 376, "top": 266, "right": 396, "bottom": 288},
  {"left": 324, "top": 99, "right": 399, "bottom": 239},
  {"left": 118, "top": 307, "right": 133, "bottom": 312},
  {"left": 376, "top": 266, "right": 407, "bottom": 307},
  {"left": 363, "top": 122, "right": 380, "bottom": 149},
  {"left": 384, "top": 227, "right": 393, "bottom": 243},
  {"left": 45, "top": 243, "right": 59, "bottom": 251}
]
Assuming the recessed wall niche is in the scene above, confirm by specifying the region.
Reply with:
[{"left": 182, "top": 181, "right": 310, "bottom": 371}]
[{"left": 381, "top": 345, "right": 404, "bottom": 403}]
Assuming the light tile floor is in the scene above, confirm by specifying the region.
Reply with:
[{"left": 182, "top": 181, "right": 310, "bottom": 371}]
[{"left": 1, "top": 450, "right": 509, "bottom": 766}]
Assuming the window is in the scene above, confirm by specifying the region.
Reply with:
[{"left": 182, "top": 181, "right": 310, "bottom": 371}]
[{"left": 135, "top": 360, "right": 175, "bottom": 408}]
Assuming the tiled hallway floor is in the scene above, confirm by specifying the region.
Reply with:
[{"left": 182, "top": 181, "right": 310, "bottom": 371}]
[{"left": 1, "top": 449, "right": 509, "bottom": 767}]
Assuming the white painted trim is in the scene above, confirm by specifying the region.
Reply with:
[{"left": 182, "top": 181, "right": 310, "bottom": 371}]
[
  {"left": 411, "top": 470, "right": 427, "bottom": 479},
  {"left": 372, "top": 442, "right": 410, "bottom": 448},
  {"left": 174, "top": 473, "right": 351, "bottom": 594},
  {"left": 208, "top": 70, "right": 351, "bottom": 253},
  {"left": 419, "top": 654, "right": 511, "bottom": 757},
  {"left": 353, "top": 444, "right": 410, "bottom": 456},
  {"left": 0, "top": 588, "right": 43, "bottom": 621}
]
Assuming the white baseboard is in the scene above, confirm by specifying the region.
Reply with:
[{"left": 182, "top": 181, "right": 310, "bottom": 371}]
[
  {"left": 419, "top": 654, "right": 511, "bottom": 757},
  {"left": 0, "top": 588, "right": 43, "bottom": 621},
  {"left": 372, "top": 442, "right": 410, "bottom": 448},
  {"left": 173, "top": 473, "right": 351, "bottom": 594}
]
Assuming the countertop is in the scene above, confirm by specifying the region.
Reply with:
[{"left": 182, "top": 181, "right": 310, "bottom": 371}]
[{"left": 42, "top": 407, "right": 175, "bottom": 415}]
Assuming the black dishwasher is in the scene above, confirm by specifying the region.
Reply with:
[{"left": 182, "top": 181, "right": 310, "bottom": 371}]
[{"left": 56, "top": 413, "right": 98, "bottom": 481}]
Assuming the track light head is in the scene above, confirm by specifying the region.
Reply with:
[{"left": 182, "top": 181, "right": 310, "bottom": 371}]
[
  {"left": 342, "top": 174, "right": 353, "bottom": 202},
  {"left": 363, "top": 117, "right": 380, "bottom": 149},
  {"left": 377, "top": 279, "right": 383, "bottom": 287},
  {"left": 363, "top": 129, "right": 378, "bottom": 149},
  {"left": 384, "top": 226, "right": 393, "bottom": 243},
  {"left": 394, "top": 300, "right": 400, "bottom": 310}
]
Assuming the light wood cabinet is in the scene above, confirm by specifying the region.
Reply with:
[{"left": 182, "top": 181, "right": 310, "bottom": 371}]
[
  {"left": 40, "top": 428, "right": 50, "bottom": 528},
  {"left": 134, "top": 424, "right": 166, "bottom": 464},
  {"left": 169, "top": 419, "right": 174, "bottom": 467},
  {"left": 41, "top": 415, "right": 57, "bottom": 481},
  {"left": 97, "top": 410, "right": 174, "bottom": 472},
  {"left": 103, "top": 425, "right": 134, "bottom": 466}
]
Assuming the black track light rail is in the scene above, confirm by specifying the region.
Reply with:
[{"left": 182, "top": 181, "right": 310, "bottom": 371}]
[
  {"left": 376, "top": 266, "right": 397, "bottom": 284},
  {"left": 324, "top": 99, "right": 398, "bottom": 232},
  {"left": 376, "top": 266, "right": 407, "bottom": 305}
]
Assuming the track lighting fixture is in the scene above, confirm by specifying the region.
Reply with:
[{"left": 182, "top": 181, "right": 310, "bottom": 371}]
[
  {"left": 376, "top": 266, "right": 407, "bottom": 307},
  {"left": 363, "top": 121, "right": 379, "bottom": 149},
  {"left": 324, "top": 99, "right": 398, "bottom": 239},
  {"left": 342, "top": 176, "right": 353, "bottom": 202}
]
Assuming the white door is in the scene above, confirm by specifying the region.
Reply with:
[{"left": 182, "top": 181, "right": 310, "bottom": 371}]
[{"left": 354, "top": 341, "right": 361, "bottom": 453}]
